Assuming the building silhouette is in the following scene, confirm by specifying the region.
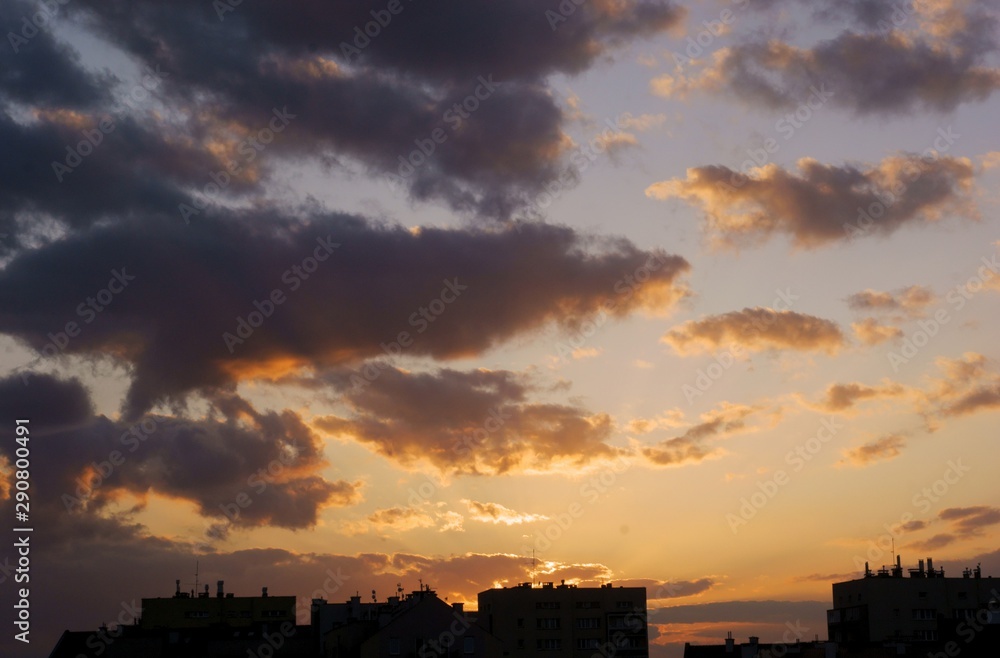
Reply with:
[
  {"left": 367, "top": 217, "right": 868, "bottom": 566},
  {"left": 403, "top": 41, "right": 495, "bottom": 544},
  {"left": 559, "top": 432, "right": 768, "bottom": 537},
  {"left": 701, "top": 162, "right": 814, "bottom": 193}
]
[
  {"left": 478, "top": 580, "right": 648, "bottom": 657},
  {"left": 827, "top": 556, "right": 1000, "bottom": 645},
  {"left": 311, "top": 585, "right": 502, "bottom": 657}
]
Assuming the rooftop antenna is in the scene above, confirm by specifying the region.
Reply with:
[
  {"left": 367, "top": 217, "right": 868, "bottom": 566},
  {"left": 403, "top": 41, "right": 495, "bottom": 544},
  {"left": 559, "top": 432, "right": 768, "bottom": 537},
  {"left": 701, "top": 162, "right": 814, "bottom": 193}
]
[
  {"left": 419, "top": 578, "right": 423, "bottom": 591},
  {"left": 194, "top": 560, "right": 199, "bottom": 597},
  {"left": 891, "top": 538, "right": 895, "bottom": 569},
  {"left": 533, "top": 549, "right": 537, "bottom": 585}
]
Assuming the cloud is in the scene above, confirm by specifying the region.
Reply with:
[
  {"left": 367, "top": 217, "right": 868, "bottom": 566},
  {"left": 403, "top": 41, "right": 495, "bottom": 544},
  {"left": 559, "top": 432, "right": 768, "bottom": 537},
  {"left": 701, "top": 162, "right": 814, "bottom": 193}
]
[
  {"left": 0, "top": 372, "right": 92, "bottom": 432},
  {"left": 939, "top": 506, "right": 1000, "bottom": 534},
  {"left": 813, "top": 380, "right": 906, "bottom": 413},
  {"left": 908, "top": 506, "right": 1000, "bottom": 551},
  {"left": 641, "top": 403, "right": 780, "bottom": 467},
  {"left": 463, "top": 500, "right": 548, "bottom": 525},
  {"left": 847, "top": 285, "right": 935, "bottom": 318},
  {"left": 851, "top": 318, "right": 903, "bottom": 346},
  {"left": 0, "top": 216, "right": 689, "bottom": 417},
  {"left": 921, "top": 353, "right": 1000, "bottom": 418},
  {"left": 646, "top": 155, "right": 977, "bottom": 249},
  {"left": 652, "top": 15, "right": 1000, "bottom": 115},
  {"left": 343, "top": 506, "right": 440, "bottom": 535},
  {"left": 908, "top": 533, "right": 958, "bottom": 551},
  {"left": 621, "top": 578, "right": 715, "bottom": 600},
  {"left": 649, "top": 600, "right": 829, "bottom": 625},
  {"left": 840, "top": 434, "right": 906, "bottom": 467},
  {"left": 40, "top": 0, "right": 684, "bottom": 220},
  {"left": 662, "top": 308, "right": 844, "bottom": 355},
  {"left": 313, "top": 366, "right": 621, "bottom": 475},
  {"left": 0, "top": 376, "right": 361, "bottom": 532}
]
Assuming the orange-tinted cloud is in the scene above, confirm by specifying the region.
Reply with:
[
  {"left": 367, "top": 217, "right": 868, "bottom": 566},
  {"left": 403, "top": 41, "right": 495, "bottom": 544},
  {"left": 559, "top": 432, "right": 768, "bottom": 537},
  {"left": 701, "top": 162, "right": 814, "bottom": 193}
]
[
  {"left": 812, "top": 380, "right": 906, "bottom": 413},
  {"left": 663, "top": 308, "right": 844, "bottom": 355},
  {"left": 646, "top": 155, "right": 976, "bottom": 249},
  {"left": 641, "top": 403, "right": 781, "bottom": 467},
  {"left": 463, "top": 500, "right": 548, "bottom": 525},
  {"left": 840, "top": 434, "right": 906, "bottom": 467},
  {"left": 314, "top": 367, "right": 621, "bottom": 475},
  {"left": 851, "top": 318, "right": 903, "bottom": 346},
  {"left": 921, "top": 353, "right": 1000, "bottom": 418},
  {"left": 847, "top": 285, "right": 935, "bottom": 318}
]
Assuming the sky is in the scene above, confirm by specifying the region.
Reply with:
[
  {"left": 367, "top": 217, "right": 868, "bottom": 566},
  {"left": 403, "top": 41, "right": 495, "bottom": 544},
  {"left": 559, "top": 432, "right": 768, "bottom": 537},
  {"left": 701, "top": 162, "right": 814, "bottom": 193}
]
[{"left": 0, "top": 1, "right": 999, "bottom": 656}]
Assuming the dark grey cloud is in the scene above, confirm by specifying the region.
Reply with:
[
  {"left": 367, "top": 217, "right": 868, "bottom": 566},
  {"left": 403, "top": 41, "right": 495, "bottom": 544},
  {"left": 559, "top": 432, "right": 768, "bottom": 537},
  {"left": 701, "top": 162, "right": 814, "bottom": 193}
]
[
  {"left": 54, "top": 0, "right": 684, "bottom": 219},
  {"left": 648, "top": 599, "right": 829, "bottom": 624},
  {"left": 0, "top": 372, "right": 92, "bottom": 431},
  {"left": 0, "top": 0, "right": 115, "bottom": 109},
  {"left": 0, "top": 376, "right": 360, "bottom": 531},
  {"left": 313, "top": 366, "right": 621, "bottom": 475},
  {"left": 0, "top": 215, "right": 689, "bottom": 417}
]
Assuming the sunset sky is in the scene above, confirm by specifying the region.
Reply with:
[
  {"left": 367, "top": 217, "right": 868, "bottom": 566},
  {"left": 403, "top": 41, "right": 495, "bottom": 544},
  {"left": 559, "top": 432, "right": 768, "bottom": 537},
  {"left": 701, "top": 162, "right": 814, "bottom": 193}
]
[{"left": 1, "top": 1, "right": 999, "bottom": 656}]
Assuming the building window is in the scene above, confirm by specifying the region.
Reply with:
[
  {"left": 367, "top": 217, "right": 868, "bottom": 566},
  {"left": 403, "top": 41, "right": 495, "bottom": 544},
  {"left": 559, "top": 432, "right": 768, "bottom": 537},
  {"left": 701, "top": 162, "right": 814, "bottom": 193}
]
[
  {"left": 516, "top": 618, "right": 523, "bottom": 628},
  {"left": 615, "top": 601, "right": 634, "bottom": 609},
  {"left": 184, "top": 611, "right": 210, "bottom": 619},
  {"left": 914, "top": 630, "right": 938, "bottom": 641},
  {"left": 912, "top": 609, "right": 936, "bottom": 620},
  {"left": 463, "top": 637, "right": 475, "bottom": 654},
  {"left": 537, "top": 617, "right": 560, "bottom": 630},
  {"left": 575, "top": 601, "right": 600, "bottom": 609},
  {"left": 388, "top": 638, "right": 400, "bottom": 655},
  {"left": 536, "top": 639, "right": 562, "bottom": 651},
  {"left": 958, "top": 592, "right": 968, "bottom": 600},
  {"left": 576, "top": 618, "right": 600, "bottom": 629},
  {"left": 577, "top": 638, "right": 602, "bottom": 650},
  {"left": 918, "top": 591, "right": 928, "bottom": 599},
  {"left": 536, "top": 601, "right": 560, "bottom": 609}
]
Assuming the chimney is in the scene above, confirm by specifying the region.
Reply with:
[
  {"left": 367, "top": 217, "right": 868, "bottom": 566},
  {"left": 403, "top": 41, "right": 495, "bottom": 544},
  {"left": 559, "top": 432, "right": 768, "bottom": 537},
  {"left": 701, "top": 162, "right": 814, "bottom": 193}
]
[
  {"left": 725, "top": 631, "right": 735, "bottom": 653},
  {"left": 749, "top": 636, "right": 759, "bottom": 646},
  {"left": 217, "top": 580, "right": 224, "bottom": 598},
  {"left": 176, "top": 579, "right": 181, "bottom": 596},
  {"left": 452, "top": 602, "right": 464, "bottom": 614},
  {"left": 927, "top": 558, "right": 934, "bottom": 576},
  {"left": 919, "top": 559, "right": 925, "bottom": 575},
  {"left": 262, "top": 587, "right": 268, "bottom": 598}
]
